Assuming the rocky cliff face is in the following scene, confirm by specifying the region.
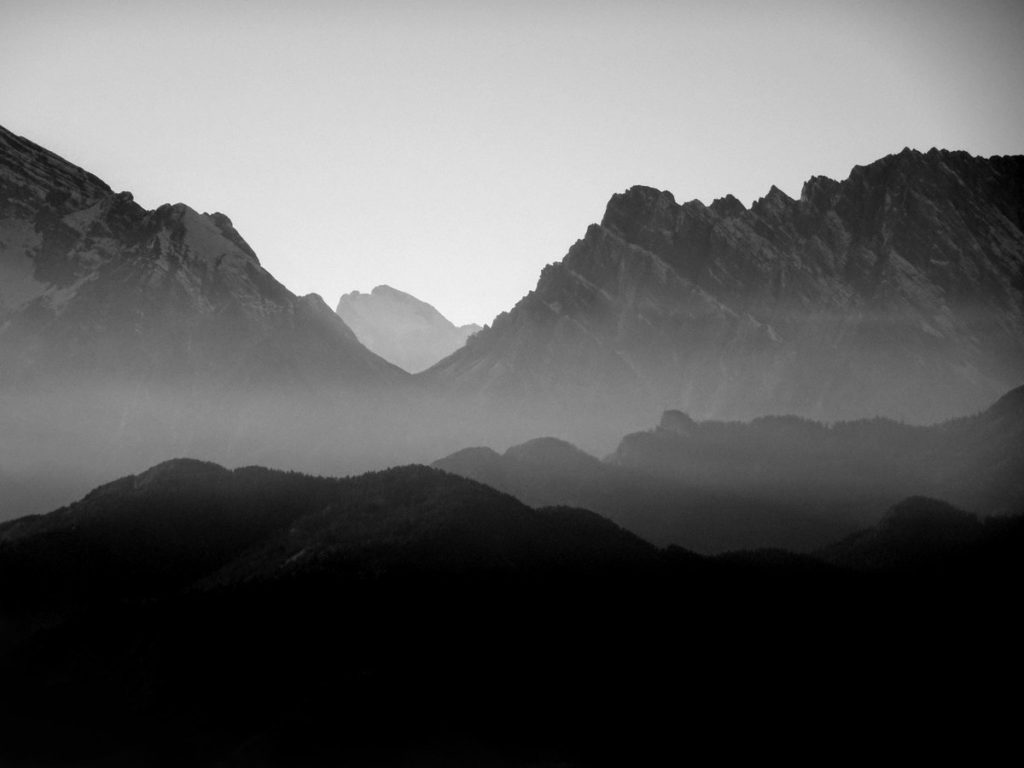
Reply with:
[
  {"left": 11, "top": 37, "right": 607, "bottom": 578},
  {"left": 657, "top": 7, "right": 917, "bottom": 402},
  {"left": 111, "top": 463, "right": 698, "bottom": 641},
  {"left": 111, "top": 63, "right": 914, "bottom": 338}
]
[
  {"left": 336, "top": 285, "right": 480, "bottom": 373},
  {"left": 0, "top": 124, "right": 406, "bottom": 391},
  {"left": 424, "top": 149, "right": 1024, "bottom": 424}
]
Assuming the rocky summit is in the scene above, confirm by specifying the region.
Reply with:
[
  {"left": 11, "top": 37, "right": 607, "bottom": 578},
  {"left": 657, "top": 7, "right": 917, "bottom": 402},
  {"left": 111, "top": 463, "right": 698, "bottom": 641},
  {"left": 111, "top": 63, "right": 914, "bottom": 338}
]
[
  {"left": 423, "top": 149, "right": 1024, "bottom": 425},
  {"left": 0, "top": 124, "right": 406, "bottom": 391},
  {"left": 336, "top": 284, "right": 480, "bottom": 373}
]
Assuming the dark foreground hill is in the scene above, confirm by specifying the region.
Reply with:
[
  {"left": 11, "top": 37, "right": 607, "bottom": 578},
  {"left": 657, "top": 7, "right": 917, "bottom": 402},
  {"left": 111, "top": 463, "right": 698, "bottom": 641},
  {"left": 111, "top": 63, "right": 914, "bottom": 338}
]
[
  {"left": 435, "top": 385, "right": 1024, "bottom": 553},
  {"left": 0, "top": 459, "right": 651, "bottom": 615},
  {"left": 1, "top": 461, "right": 1021, "bottom": 766},
  {"left": 817, "top": 495, "right": 1024, "bottom": 572}
]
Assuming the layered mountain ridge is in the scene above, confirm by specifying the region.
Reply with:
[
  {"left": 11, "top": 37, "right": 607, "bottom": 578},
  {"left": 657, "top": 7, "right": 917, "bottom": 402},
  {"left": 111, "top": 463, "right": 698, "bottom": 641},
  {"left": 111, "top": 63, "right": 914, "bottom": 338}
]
[
  {"left": 424, "top": 148, "right": 1024, "bottom": 425},
  {"left": 4, "top": 126, "right": 1024, "bottom": 523},
  {"left": 4, "top": 122, "right": 1024, "bottom": 767},
  {"left": 435, "top": 384, "right": 1024, "bottom": 552}
]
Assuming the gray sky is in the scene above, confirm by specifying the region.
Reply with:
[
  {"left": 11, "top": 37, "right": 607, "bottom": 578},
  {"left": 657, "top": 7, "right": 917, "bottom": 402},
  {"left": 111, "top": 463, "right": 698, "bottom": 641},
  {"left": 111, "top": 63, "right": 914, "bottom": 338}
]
[{"left": 3, "top": 0, "right": 1023, "bottom": 326}]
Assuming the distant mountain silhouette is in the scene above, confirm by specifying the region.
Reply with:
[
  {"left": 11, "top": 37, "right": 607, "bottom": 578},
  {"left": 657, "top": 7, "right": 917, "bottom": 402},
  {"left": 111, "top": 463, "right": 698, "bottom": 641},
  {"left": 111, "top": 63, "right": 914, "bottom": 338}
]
[
  {"left": 613, "top": 383, "right": 1024, "bottom": 517},
  {"left": 819, "top": 497, "right": 981, "bottom": 570},
  {"left": 814, "top": 495, "right": 1024, "bottom": 579},
  {"left": 337, "top": 284, "right": 480, "bottom": 372},
  {"left": 436, "top": 434, "right": 862, "bottom": 553},
  {"left": 435, "top": 386, "right": 1024, "bottom": 552},
  {"left": 423, "top": 149, "right": 1024, "bottom": 432}
]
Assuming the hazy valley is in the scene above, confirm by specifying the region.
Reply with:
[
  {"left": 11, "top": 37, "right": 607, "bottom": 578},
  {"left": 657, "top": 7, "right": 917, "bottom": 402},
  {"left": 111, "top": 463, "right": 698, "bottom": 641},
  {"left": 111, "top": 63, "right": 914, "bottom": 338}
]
[
  {"left": 2, "top": 119, "right": 1022, "bottom": 765},
  {"left": 4, "top": 124, "right": 1023, "bottom": 523}
]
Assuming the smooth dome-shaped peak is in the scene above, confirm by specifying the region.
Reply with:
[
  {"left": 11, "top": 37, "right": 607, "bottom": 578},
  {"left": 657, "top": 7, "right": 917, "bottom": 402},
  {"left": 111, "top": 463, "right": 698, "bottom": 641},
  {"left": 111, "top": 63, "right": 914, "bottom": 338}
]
[
  {"left": 504, "top": 437, "right": 599, "bottom": 468},
  {"left": 878, "top": 496, "right": 979, "bottom": 538},
  {"left": 659, "top": 410, "right": 696, "bottom": 434},
  {"left": 132, "top": 458, "right": 228, "bottom": 489}
]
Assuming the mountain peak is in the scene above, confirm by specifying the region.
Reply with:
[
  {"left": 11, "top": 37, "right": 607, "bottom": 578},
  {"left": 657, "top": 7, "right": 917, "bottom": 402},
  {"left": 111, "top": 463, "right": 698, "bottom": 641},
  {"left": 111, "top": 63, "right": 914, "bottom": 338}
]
[
  {"left": 752, "top": 184, "right": 793, "bottom": 213},
  {"left": 336, "top": 285, "right": 479, "bottom": 373},
  {"left": 658, "top": 410, "right": 697, "bottom": 435},
  {"left": 879, "top": 496, "right": 978, "bottom": 534},
  {"left": 709, "top": 194, "right": 746, "bottom": 217},
  {"left": 371, "top": 284, "right": 416, "bottom": 300},
  {"left": 424, "top": 147, "right": 1024, "bottom": 431},
  {"left": 987, "top": 383, "right": 1024, "bottom": 417},
  {"left": 799, "top": 175, "right": 840, "bottom": 205},
  {"left": 601, "top": 185, "right": 677, "bottom": 234},
  {"left": 1, "top": 123, "right": 408, "bottom": 392},
  {"left": 503, "top": 437, "right": 599, "bottom": 468},
  {"left": 133, "top": 458, "right": 227, "bottom": 488},
  {"left": 821, "top": 495, "right": 985, "bottom": 571}
]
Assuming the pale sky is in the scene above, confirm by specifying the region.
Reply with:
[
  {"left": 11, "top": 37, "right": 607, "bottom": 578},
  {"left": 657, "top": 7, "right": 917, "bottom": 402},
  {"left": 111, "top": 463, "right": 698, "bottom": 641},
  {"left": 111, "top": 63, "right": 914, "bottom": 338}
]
[{"left": 3, "top": 0, "right": 1023, "bottom": 326}]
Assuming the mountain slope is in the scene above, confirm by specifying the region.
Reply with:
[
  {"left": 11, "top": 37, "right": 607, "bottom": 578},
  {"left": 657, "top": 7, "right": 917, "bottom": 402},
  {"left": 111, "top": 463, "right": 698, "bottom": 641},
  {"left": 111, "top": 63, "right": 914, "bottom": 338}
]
[
  {"left": 0, "top": 459, "right": 653, "bottom": 615},
  {"left": 336, "top": 284, "right": 480, "bottom": 372},
  {"left": 423, "top": 149, "right": 1024, "bottom": 427},
  {"left": 0, "top": 125, "right": 418, "bottom": 519},
  {"left": 818, "top": 497, "right": 984, "bottom": 571},
  {"left": 0, "top": 124, "right": 407, "bottom": 390},
  {"left": 2, "top": 459, "right": 1021, "bottom": 766}
]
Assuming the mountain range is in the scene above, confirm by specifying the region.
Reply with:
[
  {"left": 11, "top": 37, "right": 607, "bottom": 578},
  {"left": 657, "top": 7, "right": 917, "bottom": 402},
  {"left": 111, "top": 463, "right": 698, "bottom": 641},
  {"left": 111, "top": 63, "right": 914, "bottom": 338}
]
[
  {"left": 336, "top": 284, "right": 480, "bottom": 372},
  {"left": 434, "top": 384, "right": 1024, "bottom": 552},
  {"left": 3, "top": 111, "right": 1024, "bottom": 767},
  {"left": 3, "top": 125, "right": 1023, "bottom": 521},
  {"left": 424, "top": 149, "right": 1024, "bottom": 428}
]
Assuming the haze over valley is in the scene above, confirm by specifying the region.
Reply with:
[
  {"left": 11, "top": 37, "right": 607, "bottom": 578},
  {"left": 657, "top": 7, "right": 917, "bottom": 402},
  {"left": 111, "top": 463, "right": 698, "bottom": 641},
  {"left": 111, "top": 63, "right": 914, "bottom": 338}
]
[
  {"left": 3, "top": 124, "right": 1023, "bottom": 526},
  {"left": 2, "top": 2, "right": 1023, "bottom": 764},
  {"left": 2, "top": 121, "right": 1022, "bottom": 768}
]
